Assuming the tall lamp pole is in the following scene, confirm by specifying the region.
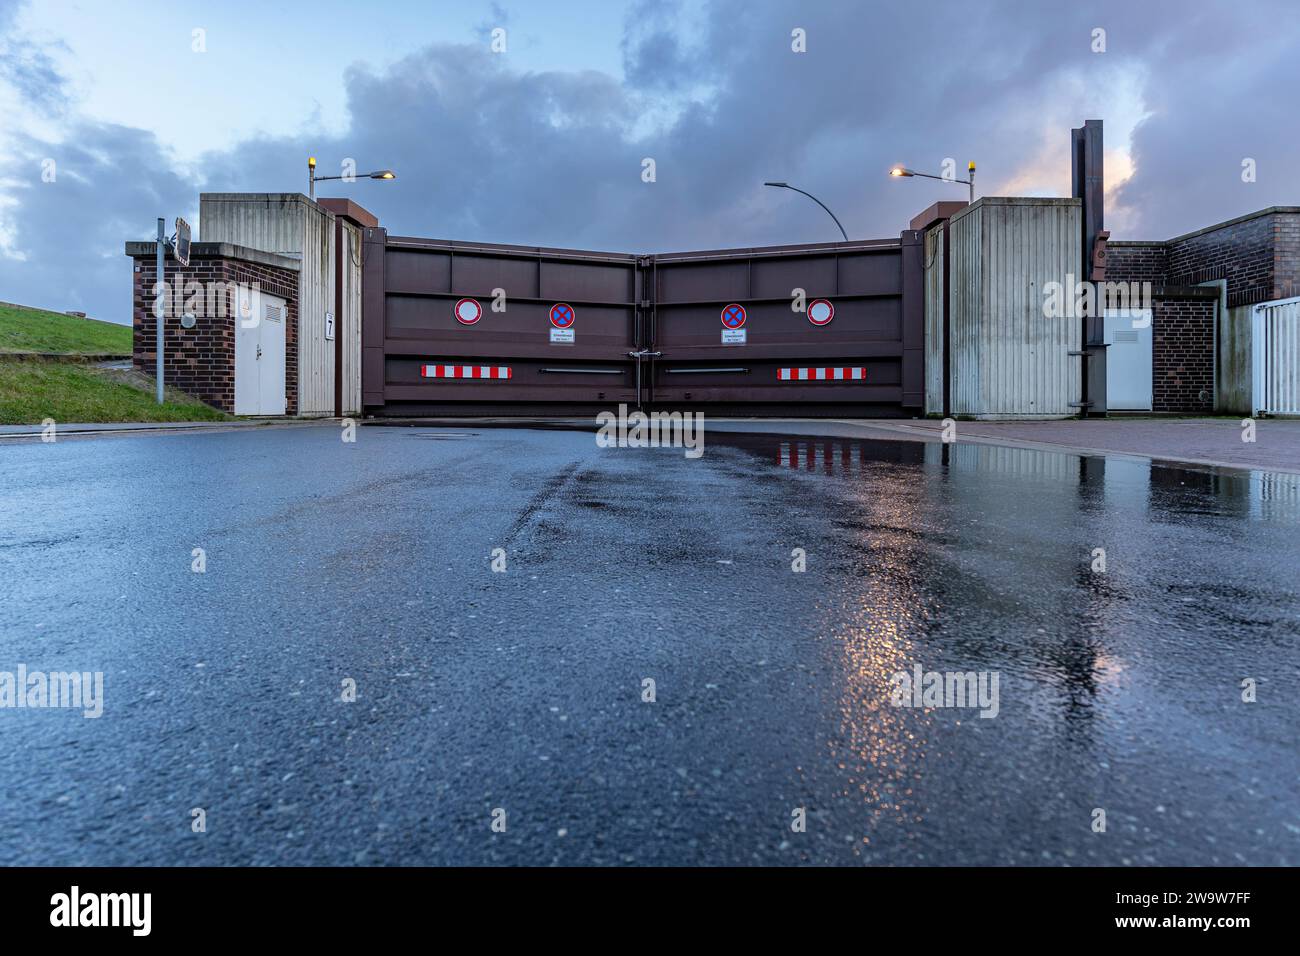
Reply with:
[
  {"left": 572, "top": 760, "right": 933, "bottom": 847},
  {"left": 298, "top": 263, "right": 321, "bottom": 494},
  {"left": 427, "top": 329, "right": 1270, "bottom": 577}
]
[
  {"left": 308, "top": 156, "right": 397, "bottom": 201},
  {"left": 889, "top": 162, "right": 976, "bottom": 203},
  {"left": 762, "top": 181, "right": 849, "bottom": 241}
]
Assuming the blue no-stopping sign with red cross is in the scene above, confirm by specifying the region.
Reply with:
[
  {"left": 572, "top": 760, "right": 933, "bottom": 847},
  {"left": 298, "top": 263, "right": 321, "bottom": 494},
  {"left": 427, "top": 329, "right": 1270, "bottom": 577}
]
[
  {"left": 721, "top": 303, "right": 747, "bottom": 329},
  {"left": 549, "top": 303, "right": 576, "bottom": 329}
]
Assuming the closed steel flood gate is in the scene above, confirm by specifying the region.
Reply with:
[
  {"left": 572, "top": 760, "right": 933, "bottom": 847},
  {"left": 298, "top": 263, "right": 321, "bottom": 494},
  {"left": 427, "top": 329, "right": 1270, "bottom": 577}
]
[{"left": 362, "top": 228, "right": 925, "bottom": 417}]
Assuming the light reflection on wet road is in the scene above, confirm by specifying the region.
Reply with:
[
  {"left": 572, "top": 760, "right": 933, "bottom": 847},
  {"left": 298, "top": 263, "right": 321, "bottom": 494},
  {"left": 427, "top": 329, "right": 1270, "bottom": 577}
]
[{"left": 1, "top": 424, "right": 1296, "bottom": 865}]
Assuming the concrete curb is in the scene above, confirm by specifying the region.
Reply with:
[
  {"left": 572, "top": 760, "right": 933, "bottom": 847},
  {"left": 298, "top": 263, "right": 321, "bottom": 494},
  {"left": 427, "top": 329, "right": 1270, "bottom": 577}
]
[
  {"left": 0, "top": 352, "right": 132, "bottom": 362},
  {"left": 0, "top": 419, "right": 335, "bottom": 441}
]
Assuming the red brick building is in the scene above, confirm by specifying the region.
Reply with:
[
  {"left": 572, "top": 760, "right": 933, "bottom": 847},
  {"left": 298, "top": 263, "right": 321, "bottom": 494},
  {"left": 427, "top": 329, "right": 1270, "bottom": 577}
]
[
  {"left": 1108, "top": 207, "right": 1300, "bottom": 415},
  {"left": 126, "top": 241, "right": 301, "bottom": 414}
]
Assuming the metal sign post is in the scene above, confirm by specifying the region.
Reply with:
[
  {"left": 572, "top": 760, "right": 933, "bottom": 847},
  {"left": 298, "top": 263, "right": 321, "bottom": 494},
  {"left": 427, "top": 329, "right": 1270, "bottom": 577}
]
[
  {"left": 155, "top": 218, "right": 165, "bottom": 404},
  {"left": 153, "top": 217, "right": 191, "bottom": 403}
]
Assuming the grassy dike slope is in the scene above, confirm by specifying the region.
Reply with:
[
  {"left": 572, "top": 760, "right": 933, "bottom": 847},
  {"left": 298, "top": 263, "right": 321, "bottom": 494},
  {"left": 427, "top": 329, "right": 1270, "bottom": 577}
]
[{"left": 0, "top": 303, "right": 228, "bottom": 424}]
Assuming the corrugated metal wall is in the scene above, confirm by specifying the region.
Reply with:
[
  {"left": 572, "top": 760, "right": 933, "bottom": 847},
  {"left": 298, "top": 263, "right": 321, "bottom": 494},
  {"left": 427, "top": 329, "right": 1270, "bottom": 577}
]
[
  {"left": 950, "top": 203, "right": 984, "bottom": 414},
  {"left": 298, "top": 202, "right": 336, "bottom": 415},
  {"left": 949, "top": 198, "right": 1081, "bottom": 419},
  {"left": 1251, "top": 296, "right": 1300, "bottom": 415},
  {"left": 199, "top": 193, "right": 337, "bottom": 416},
  {"left": 923, "top": 225, "right": 944, "bottom": 414}
]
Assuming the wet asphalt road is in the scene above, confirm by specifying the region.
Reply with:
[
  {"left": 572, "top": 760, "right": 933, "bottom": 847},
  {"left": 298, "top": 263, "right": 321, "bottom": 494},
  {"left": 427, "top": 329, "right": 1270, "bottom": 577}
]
[{"left": 1, "top": 423, "right": 1298, "bottom": 866}]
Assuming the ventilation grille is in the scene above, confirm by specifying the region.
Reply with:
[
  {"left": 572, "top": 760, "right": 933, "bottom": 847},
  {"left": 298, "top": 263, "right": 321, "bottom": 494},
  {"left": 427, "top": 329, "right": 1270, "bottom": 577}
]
[
  {"left": 1114, "top": 330, "right": 1139, "bottom": 343},
  {"left": 263, "top": 304, "right": 283, "bottom": 323}
]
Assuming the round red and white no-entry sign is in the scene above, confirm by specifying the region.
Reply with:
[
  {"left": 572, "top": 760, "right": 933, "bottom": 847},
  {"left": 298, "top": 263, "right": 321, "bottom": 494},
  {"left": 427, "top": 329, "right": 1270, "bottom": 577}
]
[
  {"left": 550, "top": 303, "right": 576, "bottom": 329},
  {"left": 721, "top": 303, "right": 747, "bottom": 329},
  {"left": 807, "top": 299, "right": 835, "bottom": 326},
  {"left": 454, "top": 297, "right": 483, "bottom": 325}
]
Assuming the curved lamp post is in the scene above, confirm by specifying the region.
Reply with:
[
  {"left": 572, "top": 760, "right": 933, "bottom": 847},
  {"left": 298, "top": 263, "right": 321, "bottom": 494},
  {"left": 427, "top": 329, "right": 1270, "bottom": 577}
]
[{"left": 763, "top": 181, "right": 849, "bottom": 242}]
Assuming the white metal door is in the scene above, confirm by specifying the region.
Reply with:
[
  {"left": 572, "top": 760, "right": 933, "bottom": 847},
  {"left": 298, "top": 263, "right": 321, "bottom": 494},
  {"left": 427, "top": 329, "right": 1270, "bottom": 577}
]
[
  {"left": 1252, "top": 297, "right": 1300, "bottom": 415},
  {"left": 259, "top": 297, "right": 286, "bottom": 415},
  {"left": 1103, "top": 309, "right": 1153, "bottom": 411},
  {"left": 233, "top": 290, "right": 287, "bottom": 415},
  {"left": 233, "top": 286, "right": 262, "bottom": 415}
]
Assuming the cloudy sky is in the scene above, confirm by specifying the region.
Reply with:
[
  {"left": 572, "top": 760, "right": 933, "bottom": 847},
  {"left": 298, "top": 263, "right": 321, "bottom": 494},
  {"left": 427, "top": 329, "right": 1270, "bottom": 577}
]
[{"left": 1, "top": 0, "right": 1297, "bottom": 323}]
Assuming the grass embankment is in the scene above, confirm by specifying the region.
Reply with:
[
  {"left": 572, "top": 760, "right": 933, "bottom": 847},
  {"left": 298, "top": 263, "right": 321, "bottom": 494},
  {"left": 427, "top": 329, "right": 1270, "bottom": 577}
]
[
  {"left": 0, "top": 302, "right": 228, "bottom": 424},
  {"left": 0, "top": 302, "right": 132, "bottom": 355},
  {"left": 0, "top": 360, "right": 229, "bottom": 424}
]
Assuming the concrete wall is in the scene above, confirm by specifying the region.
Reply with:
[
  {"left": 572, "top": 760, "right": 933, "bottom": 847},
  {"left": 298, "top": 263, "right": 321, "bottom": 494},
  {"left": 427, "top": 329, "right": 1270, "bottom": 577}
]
[{"left": 1219, "top": 302, "right": 1254, "bottom": 415}]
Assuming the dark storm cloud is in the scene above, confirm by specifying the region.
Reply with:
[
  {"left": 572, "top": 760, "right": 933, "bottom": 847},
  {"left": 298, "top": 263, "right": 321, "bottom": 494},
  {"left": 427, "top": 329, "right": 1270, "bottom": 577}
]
[
  {"left": 1112, "top": 5, "right": 1300, "bottom": 237},
  {"left": 1, "top": 0, "right": 1299, "bottom": 322},
  {"left": 202, "top": 0, "right": 1121, "bottom": 256}
]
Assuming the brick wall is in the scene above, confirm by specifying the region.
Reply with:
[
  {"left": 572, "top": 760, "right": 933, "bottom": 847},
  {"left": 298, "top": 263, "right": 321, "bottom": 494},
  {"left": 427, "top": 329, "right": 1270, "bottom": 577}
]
[
  {"left": 1106, "top": 209, "right": 1300, "bottom": 413},
  {"left": 1166, "top": 213, "right": 1275, "bottom": 308},
  {"left": 131, "top": 251, "right": 299, "bottom": 414},
  {"left": 1152, "top": 298, "right": 1215, "bottom": 413},
  {"left": 1273, "top": 210, "right": 1300, "bottom": 302},
  {"left": 1111, "top": 209, "right": 1300, "bottom": 306},
  {"left": 1105, "top": 242, "right": 1167, "bottom": 285}
]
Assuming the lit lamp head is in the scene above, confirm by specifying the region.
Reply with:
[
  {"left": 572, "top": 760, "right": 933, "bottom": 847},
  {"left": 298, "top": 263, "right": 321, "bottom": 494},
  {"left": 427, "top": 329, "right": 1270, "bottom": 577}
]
[
  {"left": 370, "top": 170, "right": 396, "bottom": 180},
  {"left": 889, "top": 166, "right": 914, "bottom": 178}
]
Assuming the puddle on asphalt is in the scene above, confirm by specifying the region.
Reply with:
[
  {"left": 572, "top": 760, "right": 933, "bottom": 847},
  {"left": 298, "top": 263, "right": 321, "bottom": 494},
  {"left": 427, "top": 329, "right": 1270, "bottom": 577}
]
[{"left": 707, "top": 430, "right": 1300, "bottom": 523}]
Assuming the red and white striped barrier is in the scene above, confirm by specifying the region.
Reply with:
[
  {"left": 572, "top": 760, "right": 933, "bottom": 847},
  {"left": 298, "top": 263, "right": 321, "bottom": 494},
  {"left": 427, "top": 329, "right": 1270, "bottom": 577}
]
[
  {"left": 777, "top": 367, "right": 867, "bottom": 382},
  {"left": 421, "top": 364, "right": 513, "bottom": 380},
  {"left": 778, "top": 441, "right": 867, "bottom": 474}
]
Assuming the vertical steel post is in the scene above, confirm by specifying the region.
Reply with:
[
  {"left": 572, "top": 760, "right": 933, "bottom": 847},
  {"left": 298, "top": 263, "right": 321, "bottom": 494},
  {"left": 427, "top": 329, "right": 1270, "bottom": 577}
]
[
  {"left": 156, "top": 217, "right": 165, "bottom": 404},
  {"left": 1072, "top": 120, "right": 1106, "bottom": 416}
]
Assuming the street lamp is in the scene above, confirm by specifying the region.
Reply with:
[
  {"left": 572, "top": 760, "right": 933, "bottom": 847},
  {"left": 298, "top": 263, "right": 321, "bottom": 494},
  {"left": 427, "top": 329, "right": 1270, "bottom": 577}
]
[
  {"left": 889, "top": 162, "right": 976, "bottom": 203},
  {"left": 763, "top": 181, "right": 849, "bottom": 242},
  {"left": 308, "top": 156, "right": 397, "bottom": 201}
]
